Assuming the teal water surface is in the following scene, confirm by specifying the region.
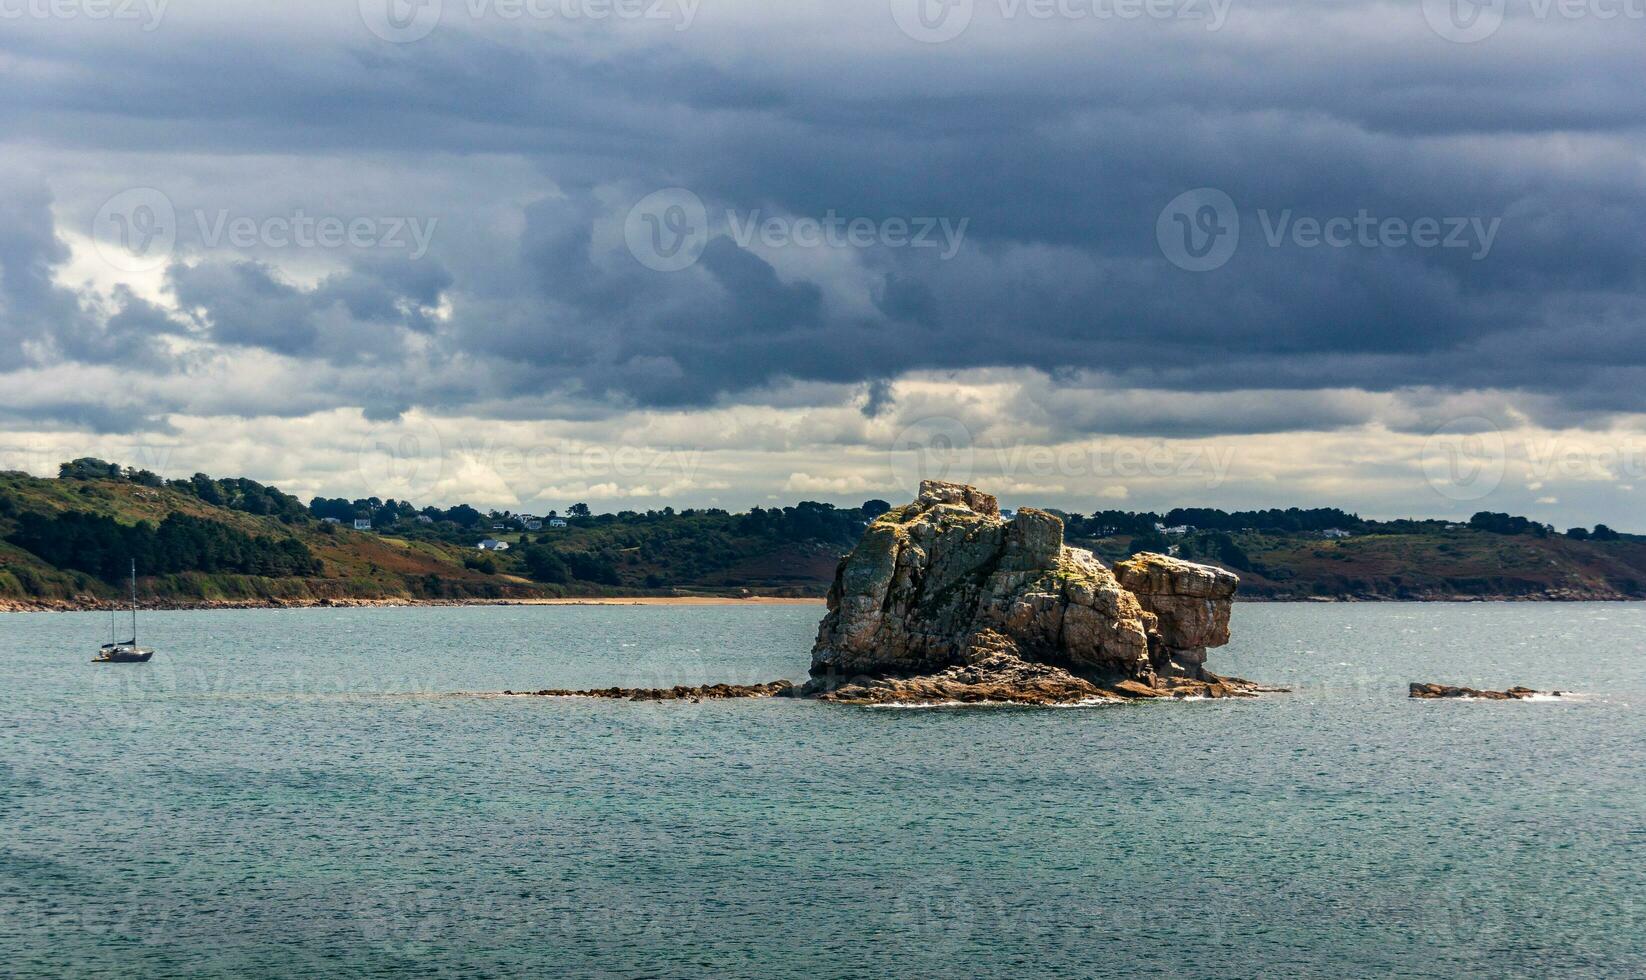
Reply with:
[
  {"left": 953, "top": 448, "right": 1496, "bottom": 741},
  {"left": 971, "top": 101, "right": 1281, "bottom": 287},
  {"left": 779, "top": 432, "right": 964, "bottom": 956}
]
[{"left": 2, "top": 602, "right": 1643, "bottom": 978}]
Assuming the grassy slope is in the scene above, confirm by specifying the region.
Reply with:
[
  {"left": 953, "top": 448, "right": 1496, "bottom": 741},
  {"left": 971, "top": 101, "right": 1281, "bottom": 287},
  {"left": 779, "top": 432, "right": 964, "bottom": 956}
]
[{"left": 0, "top": 472, "right": 552, "bottom": 606}]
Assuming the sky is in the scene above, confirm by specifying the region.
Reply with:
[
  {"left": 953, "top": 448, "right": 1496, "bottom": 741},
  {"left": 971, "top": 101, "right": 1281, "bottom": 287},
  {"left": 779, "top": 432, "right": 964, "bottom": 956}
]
[{"left": 1, "top": 0, "right": 1643, "bottom": 526}]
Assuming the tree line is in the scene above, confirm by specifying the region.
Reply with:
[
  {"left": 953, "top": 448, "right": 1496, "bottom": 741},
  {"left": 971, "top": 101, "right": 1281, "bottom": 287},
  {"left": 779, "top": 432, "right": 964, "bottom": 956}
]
[{"left": 8, "top": 511, "right": 322, "bottom": 582}]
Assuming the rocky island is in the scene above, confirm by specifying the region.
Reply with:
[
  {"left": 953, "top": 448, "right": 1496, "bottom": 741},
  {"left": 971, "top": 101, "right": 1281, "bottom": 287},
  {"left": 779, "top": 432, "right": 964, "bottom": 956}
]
[
  {"left": 793, "top": 481, "right": 1275, "bottom": 704},
  {"left": 507, "top": 481, "right": 1280, "bottom": 706}
]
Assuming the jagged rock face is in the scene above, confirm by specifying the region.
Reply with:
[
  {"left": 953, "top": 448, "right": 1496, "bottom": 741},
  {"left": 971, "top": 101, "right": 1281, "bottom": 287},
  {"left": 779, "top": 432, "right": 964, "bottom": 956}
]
[
  {"left": 1113, "top": 552, "right": 1238, "bottom": 677},
  {"left": 809, "top": 481, "right": 1239, "bottom": 690}
]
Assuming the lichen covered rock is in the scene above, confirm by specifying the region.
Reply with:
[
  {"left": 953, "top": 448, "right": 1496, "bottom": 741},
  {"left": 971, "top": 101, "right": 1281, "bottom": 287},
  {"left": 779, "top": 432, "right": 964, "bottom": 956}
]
[{"left": 805, "top": 481, "right": 1262, "bottom": 703}]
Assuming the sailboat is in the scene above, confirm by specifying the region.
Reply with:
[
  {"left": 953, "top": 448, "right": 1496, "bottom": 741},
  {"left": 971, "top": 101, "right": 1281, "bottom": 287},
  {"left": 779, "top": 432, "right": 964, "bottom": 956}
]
[{"left": 93, "top": 560, "right": 154, "bottom": 663}]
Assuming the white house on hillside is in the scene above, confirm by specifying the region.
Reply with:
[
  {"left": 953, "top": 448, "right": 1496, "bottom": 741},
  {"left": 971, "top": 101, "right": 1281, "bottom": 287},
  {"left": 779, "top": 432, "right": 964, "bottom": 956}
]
[
  {"left": 524, "top": 519, "right": 543, "bottom": 531},
  {"left": 549, "top": 518, "right": 568, "bottom": 528},
  {"left": 353, "top": 518, "right": 372, "bottom": 531},
  {"left": 477, "top": 539, "right": 510, "bottom": 551}
]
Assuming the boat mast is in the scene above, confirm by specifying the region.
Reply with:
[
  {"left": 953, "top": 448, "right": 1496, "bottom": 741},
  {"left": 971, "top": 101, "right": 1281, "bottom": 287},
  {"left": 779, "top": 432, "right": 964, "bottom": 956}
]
[{"left": 130, "top": 559, "right": 138, "bottom": 645}]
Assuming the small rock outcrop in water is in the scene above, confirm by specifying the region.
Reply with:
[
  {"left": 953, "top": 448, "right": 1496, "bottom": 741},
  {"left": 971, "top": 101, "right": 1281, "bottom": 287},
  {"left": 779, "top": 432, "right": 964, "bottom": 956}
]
[
  {"left": 1409, "top": 683, "right": 1561, "bottom": 700},
  {"left": 503, "top": 681, "right": 793, "bottom": 701},
  {"left": 800, "top": 481, "right": 1272, "bottom": 704}
]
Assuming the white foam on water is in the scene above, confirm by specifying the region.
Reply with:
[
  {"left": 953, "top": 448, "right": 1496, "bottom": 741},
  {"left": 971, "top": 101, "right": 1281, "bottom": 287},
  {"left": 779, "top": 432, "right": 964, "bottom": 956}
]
[{"left": 865, "top": 697, "right": 1124, "bottom": 710}]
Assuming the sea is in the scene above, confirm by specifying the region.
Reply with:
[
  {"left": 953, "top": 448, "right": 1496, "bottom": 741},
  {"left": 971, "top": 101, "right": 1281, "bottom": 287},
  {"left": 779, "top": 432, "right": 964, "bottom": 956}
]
[{"left": 1, "top": 602, "right": 1642, "bottom": 978}]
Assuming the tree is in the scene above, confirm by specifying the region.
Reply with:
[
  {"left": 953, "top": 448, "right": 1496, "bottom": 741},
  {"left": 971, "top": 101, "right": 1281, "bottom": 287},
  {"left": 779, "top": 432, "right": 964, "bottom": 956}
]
[
  {"left": 1566, "top": 527, "right": 1590, "bottom": 540},
  {"left": 861, "top": 499, "right": 892, "bottom": 519},
  {"left": 567, "top": 503, "right": 592, "bottom": 518},
  {"left": 8, "top": 511, "right": 320, "bottom": 581},
  {"left": 521, "top": 545, "right": 570, "bottom": 584},
  {"left": 1592, "top": 524, "right": 1621, "bottom": 541},
  {"left": 566, "top": 550, "right": 620, "bottom": 585},
  {"left": 190, "top": 474, "right": 225, "bottom": 505},
  {"left": 1127, "top": 530, "right": 1170, "bottom": 556},
  {"left": 59, "top": 458, "right": 122, "bottom": 480},
  {"left": 444, "top": 504, "right": 485, "bottom": 527},
  {"left": 1469, "top": 512, "right": 1546, "bottom": 536}
]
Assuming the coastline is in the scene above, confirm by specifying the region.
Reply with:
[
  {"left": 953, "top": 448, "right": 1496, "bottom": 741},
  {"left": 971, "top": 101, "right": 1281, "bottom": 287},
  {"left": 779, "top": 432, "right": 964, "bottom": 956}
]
[
  {"left": 3, "top": 591, "right": 1642, "bottom": 614},
  {"left": 0, "top": 595, "right": 828, "bottom": 613}
]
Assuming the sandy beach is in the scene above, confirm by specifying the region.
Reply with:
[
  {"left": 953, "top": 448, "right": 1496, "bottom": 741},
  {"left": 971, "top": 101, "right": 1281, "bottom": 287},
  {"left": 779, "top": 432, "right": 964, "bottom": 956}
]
[{"left": 500, "top": 596, "right": 824, "bottom": 606}]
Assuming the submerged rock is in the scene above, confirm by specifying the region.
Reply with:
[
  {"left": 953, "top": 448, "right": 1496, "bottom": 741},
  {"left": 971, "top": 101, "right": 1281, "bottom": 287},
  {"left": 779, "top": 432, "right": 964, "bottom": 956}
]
[
  {"left": 504, "top": 681, "right": 793, "bottom": 701},
  {"left": 802, "top": 480, "right": 1273, "bottom": 705},
  {"left": 1408, "top": 683, "right": 1560, "bottom": 700}
]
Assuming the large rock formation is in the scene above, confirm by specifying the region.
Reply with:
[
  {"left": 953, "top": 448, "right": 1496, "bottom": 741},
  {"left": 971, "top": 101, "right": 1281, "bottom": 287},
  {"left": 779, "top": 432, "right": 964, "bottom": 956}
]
[{"left": 803, "top": 481, "right": 1269, "bottom": 704}]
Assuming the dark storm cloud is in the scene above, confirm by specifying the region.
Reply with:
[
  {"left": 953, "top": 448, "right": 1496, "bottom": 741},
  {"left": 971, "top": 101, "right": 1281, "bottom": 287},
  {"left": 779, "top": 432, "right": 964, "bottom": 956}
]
[
  {"left": 2, "top": 3, "right": 1644, "bottom": 432},
  {"left": 166, "top": 258, "right": 452, "bottom": 361},
  {"left": 0, "top": 180, "right": 186, "bottom": 369},
  {"left": 0, "top": 181, "right": 90, "bottom": 359}
]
